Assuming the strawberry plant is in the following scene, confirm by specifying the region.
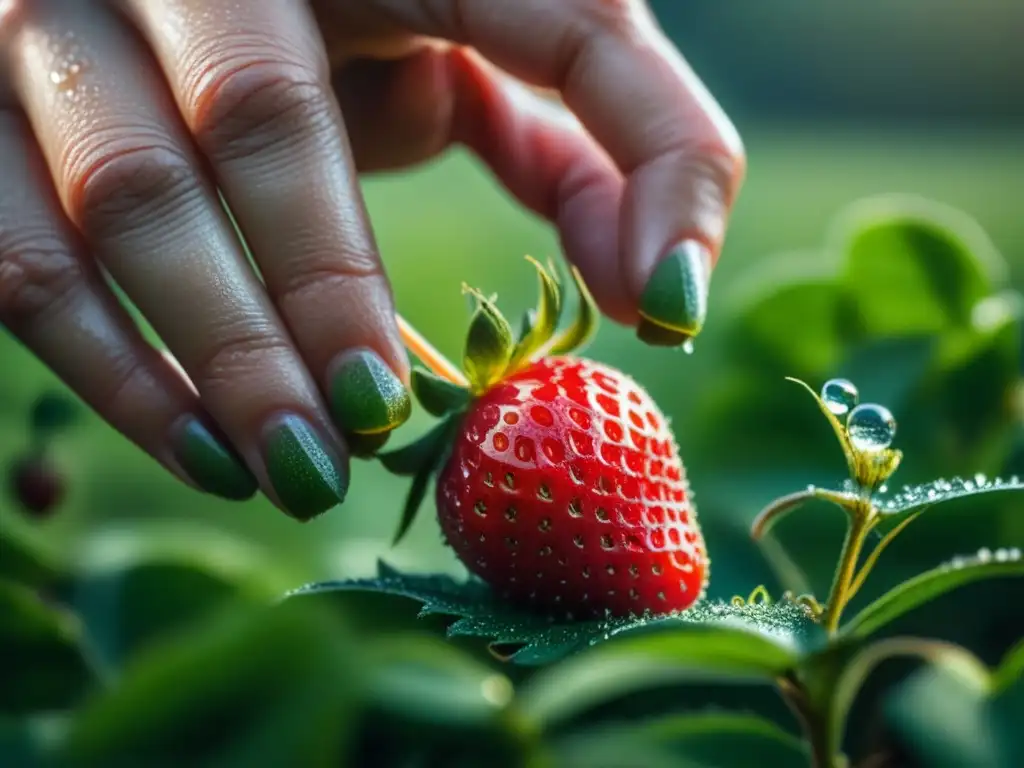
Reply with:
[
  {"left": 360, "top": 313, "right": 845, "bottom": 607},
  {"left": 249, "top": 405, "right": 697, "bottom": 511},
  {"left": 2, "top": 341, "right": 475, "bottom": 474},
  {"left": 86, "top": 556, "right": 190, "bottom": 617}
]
[{"left": 287, "top": 255, "right": 1023, "bottom": 766}]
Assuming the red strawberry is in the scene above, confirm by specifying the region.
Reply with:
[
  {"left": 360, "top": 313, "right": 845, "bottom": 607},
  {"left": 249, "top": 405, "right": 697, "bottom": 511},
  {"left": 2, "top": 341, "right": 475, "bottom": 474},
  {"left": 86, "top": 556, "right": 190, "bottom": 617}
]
[
  {"left": 437, "top": 357, "right": 707, "bottom": 618},
  {"left": 383, "top": 258, "right": 708, "bottom": 619}
]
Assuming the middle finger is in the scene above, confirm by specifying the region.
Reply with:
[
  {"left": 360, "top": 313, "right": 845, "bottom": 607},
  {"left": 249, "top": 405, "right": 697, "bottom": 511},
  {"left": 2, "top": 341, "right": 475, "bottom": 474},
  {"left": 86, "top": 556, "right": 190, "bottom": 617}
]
[
  {"left": 11, "top": 1, "right": 349, "bottom": 520},
  {"left": 123, "top": 0, "right": 413, "bottom": 444}
]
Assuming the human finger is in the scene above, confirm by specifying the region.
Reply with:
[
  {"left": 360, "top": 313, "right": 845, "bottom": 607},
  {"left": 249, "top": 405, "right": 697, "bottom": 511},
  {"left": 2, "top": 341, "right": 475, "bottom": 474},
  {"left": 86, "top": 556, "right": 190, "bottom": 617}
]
[
  {"left": 122, "top": 0, "right": 413, "bottom": 444},
  {"left": 11, "top": 2, "right": 349, "bottom": 520},
  {"left": 0, "top": 109, "right": 256, "bottom": 501}
]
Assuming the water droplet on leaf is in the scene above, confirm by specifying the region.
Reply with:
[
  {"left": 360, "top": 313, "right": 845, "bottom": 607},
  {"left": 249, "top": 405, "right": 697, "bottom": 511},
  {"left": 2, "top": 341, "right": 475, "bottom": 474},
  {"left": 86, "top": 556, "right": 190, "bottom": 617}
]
[
  {"left": 682, "top": 339, "right": 695, "bottom": 355},
  {"left": 847, "top": 403, "right": 896, "bottom": 452},
  {"left": 821, "top": 378, "right": 859, "bottom": 416}
]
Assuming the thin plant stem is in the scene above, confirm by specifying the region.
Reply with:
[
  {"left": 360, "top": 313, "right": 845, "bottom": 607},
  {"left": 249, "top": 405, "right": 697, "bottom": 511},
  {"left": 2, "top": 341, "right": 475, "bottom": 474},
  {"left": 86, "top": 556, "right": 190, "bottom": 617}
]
[
  {"left": 396, "top": 314, "right": 469, "bottom": 387},
  {"left": 822, "top": 502, "right": 876, "bottom": 634},
  {"left": 847, "top": 511, "right": 923, "bottom": 602}
]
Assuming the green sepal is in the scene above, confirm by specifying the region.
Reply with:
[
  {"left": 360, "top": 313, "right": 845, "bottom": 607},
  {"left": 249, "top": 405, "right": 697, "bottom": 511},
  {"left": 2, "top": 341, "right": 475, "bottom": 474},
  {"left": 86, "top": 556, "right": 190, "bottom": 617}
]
[
  {"left": 462, "top": 289, "right": 515, "bottom": 393},
  {"left": 548, "top": 266, "right": 599, "bottom": 356},
  {"left": 411, "top": 367, "right": 470, "bottom": 418},
  {"left": 390, "top": 417, "right": 460, "bottom": 546},
  {"left": 379, "top": 418, "right": 456, "bottom": 476},
  {"left": 508, "top": 257, "right": 562, "bottom": 370},
  {"left": 517, "top": 310, "right": 538, "bottom": 345},
  {"left": 391, "top": 460, "right": 436, "bottom": 547}
]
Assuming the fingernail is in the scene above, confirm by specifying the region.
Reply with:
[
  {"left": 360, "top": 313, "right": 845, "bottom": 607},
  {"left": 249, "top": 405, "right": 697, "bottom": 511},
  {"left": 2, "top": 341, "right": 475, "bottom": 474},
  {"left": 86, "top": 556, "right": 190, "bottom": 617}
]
[
  {"left": 637, "top": 239, "right": 711, "bottom": 344},
  {"left": 262, "top": 414, "right": 348, "bottom": 521},
  {"left": 172, "top": 417, "right": 258, "bottom": 501},
  {"left": 328, "top": 348, "right": 411, "bottom": 436}
]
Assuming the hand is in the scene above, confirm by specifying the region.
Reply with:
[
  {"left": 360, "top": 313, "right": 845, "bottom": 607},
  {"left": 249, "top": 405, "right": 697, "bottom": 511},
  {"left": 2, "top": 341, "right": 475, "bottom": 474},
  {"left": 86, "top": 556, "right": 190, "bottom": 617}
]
[{"left": 0, "top": 0, "right": 744, "bottom": 520}]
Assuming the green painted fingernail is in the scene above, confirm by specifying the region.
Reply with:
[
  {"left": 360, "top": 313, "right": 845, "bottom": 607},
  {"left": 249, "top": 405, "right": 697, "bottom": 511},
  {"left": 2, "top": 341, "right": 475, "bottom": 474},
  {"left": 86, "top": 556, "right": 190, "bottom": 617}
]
[
  {"left": 638, "top": 240, "right": 711, "bottom": 344},
  {"left": 329, "top": 349, "right": 411, "bottom": 436},
  {"left": 263, "top": 415, "right": 348, "bottom": 521},
  {"left": 173, "top": 417, "right": 257, "bottom": 501}
]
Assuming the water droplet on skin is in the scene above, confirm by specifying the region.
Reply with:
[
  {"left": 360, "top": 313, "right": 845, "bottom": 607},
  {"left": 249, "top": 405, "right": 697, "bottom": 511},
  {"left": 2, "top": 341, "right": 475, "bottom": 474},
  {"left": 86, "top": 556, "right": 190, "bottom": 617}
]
[
  {"left": 847, "top": 403, "right": 897, "bottom": 452},
  {"left": 821, "top": 378, "right": 859, "bottom": 416}
]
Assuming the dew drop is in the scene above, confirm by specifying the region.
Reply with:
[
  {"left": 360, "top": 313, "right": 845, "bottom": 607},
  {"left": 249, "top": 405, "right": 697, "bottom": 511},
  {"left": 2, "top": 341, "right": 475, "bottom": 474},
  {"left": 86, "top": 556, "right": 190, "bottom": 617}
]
[
  {"left": 682, "top": 339, "right": 695, "bottom": 355},
  {"left": 847, "top": 403, "right": 897, "bottom": 452},
  {"left": 821, "top": 378, "right": 859, "bottom": 416}
]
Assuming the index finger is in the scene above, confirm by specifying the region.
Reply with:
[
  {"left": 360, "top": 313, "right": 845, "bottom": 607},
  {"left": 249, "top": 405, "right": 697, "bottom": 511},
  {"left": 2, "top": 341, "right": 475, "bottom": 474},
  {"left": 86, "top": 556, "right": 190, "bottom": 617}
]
[{"left": 337, "top": 0, "right": 745, "bottom": 344}]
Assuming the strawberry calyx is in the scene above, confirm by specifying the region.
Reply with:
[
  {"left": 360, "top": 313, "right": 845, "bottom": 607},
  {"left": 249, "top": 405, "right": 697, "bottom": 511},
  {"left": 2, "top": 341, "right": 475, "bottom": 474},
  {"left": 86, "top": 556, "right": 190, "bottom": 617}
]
[{"left": 380, "top": 258, "right": 599, "bottom": 545}]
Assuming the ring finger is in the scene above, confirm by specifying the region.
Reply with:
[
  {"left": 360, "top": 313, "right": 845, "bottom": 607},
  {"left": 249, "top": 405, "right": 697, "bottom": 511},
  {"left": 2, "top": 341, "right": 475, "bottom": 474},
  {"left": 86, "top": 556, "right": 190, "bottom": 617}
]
[{"left": 10, "top": 1, "right": 348, "bottom": 520}]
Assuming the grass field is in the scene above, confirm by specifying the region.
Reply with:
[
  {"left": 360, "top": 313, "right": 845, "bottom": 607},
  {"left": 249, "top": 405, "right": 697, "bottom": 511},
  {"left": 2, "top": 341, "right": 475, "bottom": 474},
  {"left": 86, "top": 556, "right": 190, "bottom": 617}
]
[{"left": 3, "top": 126, "right": 1023, "bottom": 591}]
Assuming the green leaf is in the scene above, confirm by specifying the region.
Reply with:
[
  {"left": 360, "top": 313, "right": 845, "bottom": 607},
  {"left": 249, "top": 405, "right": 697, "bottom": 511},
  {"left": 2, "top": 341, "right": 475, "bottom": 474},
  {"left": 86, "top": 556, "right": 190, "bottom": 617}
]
[
  {"left": 843, "top": 549, "right": 1024, "bottom": 639},
  {"left": 410, "top": 367, "right": 470, "bottom": 418},
  {"left": 883, "top": 656, "right": 1003, "bottom": 768},
  {"left": 555, "top": 734, "right": 708, "bottom": 768},
  {"left": 555, "top": 712, "right": 807, "bottom": 768},
  {"left": 364, "top": 636, "right": 514, "bottom": 730},
  {"left": 0, "top": 580, "right": 97, "bottom": 715},
  {"left": 732, "top": 274, "right": 844, "bottom": 375},
  {"left": 837, "top": 195, "right": 998, "bottom": 335},
  {"left": 874, "top": 474, "right": 1024, "bottom": 518},
  {"left": 548, "top": 266, "right": 599, "bottom": 357},
  {"left": 517, "top": 621, "right": 809, "bottom": 728},
  {"left": 462, "top": 289, "right": 515, "bottom": 392},
  {"left": 0, "top": 527, "right": 60, "bottom": 589},
  {"left": 828, "top": 637, "right": 990, "bottom": 763},
  {"left": 993, "top": 639, "right": 1024, "bottom": 695},
  {"left": 0, "top": 715, "right": 67, "bottom": 768},
  {"left": 69, "top": 557, "right": 268, "bottom": 672},
  {"left": 285, "top": 563, "right": 817, "bottom": 668},
  {"left": 509, "top": 257, "right": 561, "bottom": 370},
  {"left": 61, "top": 602, "right": 360, "bottom": 767},
  {"left": 353, "top": 635, "right": 531, "bottom": 768},
  {"left": 379, "top": 417, "right": 458, "bottom": 476}
]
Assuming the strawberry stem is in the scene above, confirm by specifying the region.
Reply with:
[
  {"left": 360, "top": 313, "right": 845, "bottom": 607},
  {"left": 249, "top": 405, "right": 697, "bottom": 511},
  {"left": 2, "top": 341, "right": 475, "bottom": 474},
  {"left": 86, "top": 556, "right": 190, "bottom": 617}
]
[{"left": 396, "top": 314, "right": 469, "bottom": 388}]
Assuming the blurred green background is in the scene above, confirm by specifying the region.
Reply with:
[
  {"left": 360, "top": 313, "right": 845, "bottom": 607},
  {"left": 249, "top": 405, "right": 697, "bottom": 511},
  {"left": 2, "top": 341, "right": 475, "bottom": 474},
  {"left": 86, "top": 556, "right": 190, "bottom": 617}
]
[{"left": 3, "top": 0, "right": 1023, "bottom": 628}]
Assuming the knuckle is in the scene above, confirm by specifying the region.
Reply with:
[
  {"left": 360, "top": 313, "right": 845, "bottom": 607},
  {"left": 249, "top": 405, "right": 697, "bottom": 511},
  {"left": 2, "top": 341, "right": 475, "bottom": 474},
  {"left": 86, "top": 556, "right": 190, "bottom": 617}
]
[
  {"left": 276, "top": 253, "right": 384, "bottom": 308},
  {"left": 576, "top": 0, "right": 638, "bottom": 36},
  {"left": 194, "top": 323, "right": 294, "bottom": 388},
  {"left": 97, "top": 354, "right": 154, "bottom": 419},
  {"left": 668, "top": 139, "right": 746, "bottom": 204},
  {"left": 65, "top": 138, "right": 196, "bottom": 237},
  {"left": 0, "top": 227, "right": 82, "bottom": 328},
  {"left": 186, "top": 52, "right": 333, "bottom": 160}
]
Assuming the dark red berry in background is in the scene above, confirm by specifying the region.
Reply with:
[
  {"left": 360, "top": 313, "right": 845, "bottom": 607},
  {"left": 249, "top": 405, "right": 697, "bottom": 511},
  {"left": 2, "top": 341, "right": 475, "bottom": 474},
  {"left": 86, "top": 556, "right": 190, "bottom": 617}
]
[
  {"left": 437, "top": 356, "right": 708, "bottom": 619},
  {"left": 8, "top": 454, "right": 66, "bottom": 519}
]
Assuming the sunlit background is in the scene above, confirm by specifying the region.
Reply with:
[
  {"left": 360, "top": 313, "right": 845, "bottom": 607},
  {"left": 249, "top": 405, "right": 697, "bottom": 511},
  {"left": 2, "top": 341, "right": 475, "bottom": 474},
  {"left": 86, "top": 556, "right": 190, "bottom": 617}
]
[{"left": 3, "top": 0, "right": 1022, "bottom": 628}]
